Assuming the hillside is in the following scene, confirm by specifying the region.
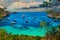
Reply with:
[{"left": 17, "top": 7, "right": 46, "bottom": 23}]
[{"left": 7, "top": 2, "right": 43, "bottom": 10}]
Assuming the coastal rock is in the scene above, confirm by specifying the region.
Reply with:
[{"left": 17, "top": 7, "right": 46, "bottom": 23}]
[
  {"left": 48, "top": 13, "right": 60, "bottom": 19},
  {"left": 0, "top": 8, "right": 9, "bottom": 19}
]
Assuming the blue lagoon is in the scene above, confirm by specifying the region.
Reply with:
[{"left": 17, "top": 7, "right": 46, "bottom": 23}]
[{"left": 0, "top": 12, "right": 60, "bottom": 37}]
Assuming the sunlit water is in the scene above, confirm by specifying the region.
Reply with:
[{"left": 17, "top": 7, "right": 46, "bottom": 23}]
[{"left": 0, "top": 12, "right": 60, "bottom": 37}]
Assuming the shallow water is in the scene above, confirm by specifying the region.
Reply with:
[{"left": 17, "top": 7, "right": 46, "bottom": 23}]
[{"left": 0, "top": 12, "right": 60, "bottom": 37}]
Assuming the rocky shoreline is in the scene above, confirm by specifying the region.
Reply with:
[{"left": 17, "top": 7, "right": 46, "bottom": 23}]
[
  {"left": 0, "top": 8, "right": 9, "bottom": 19},
  {"left": 47, "top": 12, "right": 60, "bottom": 19}
]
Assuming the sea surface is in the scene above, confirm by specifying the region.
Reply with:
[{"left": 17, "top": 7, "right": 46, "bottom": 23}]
[{"left": 0, "top": 12, "right": 60, "bottom": 37}]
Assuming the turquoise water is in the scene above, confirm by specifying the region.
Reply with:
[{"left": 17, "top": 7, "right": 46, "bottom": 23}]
[{"left": 0, "top": 12, "right": 60, "bottom": 37}]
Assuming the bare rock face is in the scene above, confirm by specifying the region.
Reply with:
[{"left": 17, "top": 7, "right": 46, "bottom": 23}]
[{"left": 0, "top": 8, "right": 9, "bottom": 19}]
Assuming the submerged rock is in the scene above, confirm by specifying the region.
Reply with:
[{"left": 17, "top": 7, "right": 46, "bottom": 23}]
[
  {"left": 14, "top": 19, "right": 16, "bottom": 22},
  {"left": 21, "top": 14, "right": 25, "bottom": 19},
  {"left": 13, "top": 25, "right": 23, "bottom": 29},
  {"left": 32, "top": 16, "right": 37, "bottom": 19},
  {"left": 25, "top": 19, "right": 29, "bottom": 23},
  {"left": 10, "top": 22, "right": 15, "bottom": 26},
  {"left": 13, "top": 25, "right": 30, "bottom": 30}
]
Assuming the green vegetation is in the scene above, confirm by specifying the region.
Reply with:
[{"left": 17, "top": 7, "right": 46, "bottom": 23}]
[
  {"left": 46, "top": 24, "right": 60, "bottom": 40},
  {"left": 43, "top": 1, "right": 51, "bottom": 7},
  {"left": 43, "top": 0, "right": 53, "bottom": 7},
  {"left": 46, "top": 9, "right": 55, "bottom": 14}
]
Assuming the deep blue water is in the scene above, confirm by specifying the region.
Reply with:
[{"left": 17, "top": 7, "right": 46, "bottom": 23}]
[
  {"left": 0, "top": 12, "right": 60, "bottom": 27},
  {"left": 0, "top": 12, "right": 60, "bottom": 37}
]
